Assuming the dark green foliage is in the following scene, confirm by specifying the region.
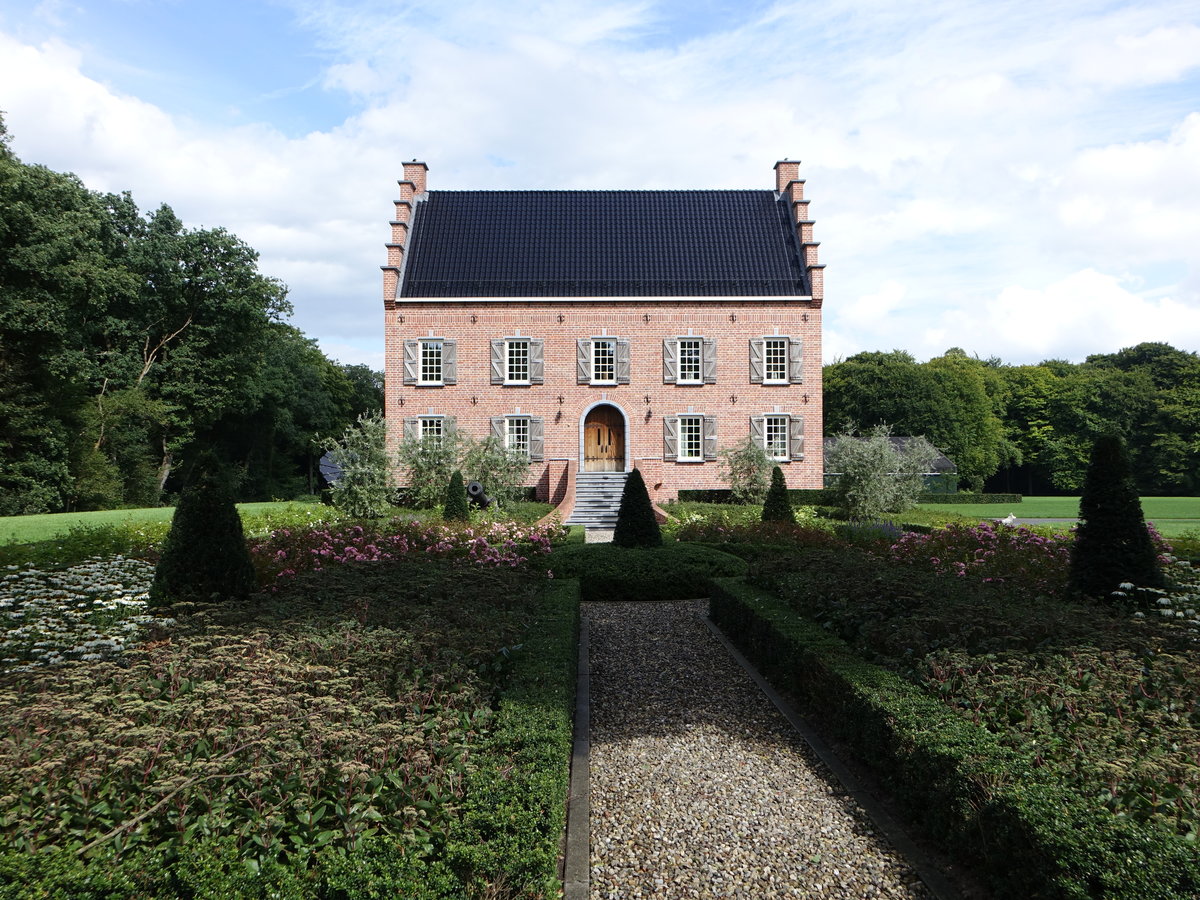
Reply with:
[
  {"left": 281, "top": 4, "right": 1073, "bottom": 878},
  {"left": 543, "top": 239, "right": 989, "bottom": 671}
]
[
  {"left": 612, "top": 467, "right": 662, "bottom": 548},
  {"left": 760, "top": 466, "right": 795, "bottom": 523},
  {"left": 549, "top": 541, "right": 747, "bottom": 601},
  {"left": 444, "top": 469, "right": 469, "bottom": 522},
  {"left": 149, "top": 461, "right": 255, "bottom": 606},
  {"left": 1070, "top": 434, "right": 1163, "bottom": 599}
]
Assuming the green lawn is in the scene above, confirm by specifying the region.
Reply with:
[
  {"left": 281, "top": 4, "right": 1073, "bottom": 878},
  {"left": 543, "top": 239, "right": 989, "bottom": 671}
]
[
  {"left": 0, "top": 502, "right": 316, "bottom": 546},
  {"left": 919, "top": 496, "right": 1200, "bottom": 538}
]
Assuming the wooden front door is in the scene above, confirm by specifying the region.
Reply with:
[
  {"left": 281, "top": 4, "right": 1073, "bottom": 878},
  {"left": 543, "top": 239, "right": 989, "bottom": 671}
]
[{"left": 584, "top": 406, "right": 625, "bottom": 472}]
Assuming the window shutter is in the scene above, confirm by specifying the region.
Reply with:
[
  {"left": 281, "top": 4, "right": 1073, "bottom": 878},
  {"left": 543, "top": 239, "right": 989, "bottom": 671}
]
[
  {"left": 444, "top": 416, "right": 457, "bottom": 435},
  {"left": 616, "top": 339, "right": 631, "bottom": 384},
  {"left": 750, "top": 415, "right": 766, "bottom": 450},
  {"left": 403, "top": 340, "right": 418, "bottom": 385},
  {"left": 703, "top": 415, "right": 718, "bottom": 460},
  {"left": 702, "top": 338, "right": 717, "bottom": 383},
  {"left": 789, "top": 338, "right": 804, "bottom": 384},
  {"left": 529, "top": 339, "right": 545, "bottom": 384},
  {"left": 442, "top": 340, "right": 457, "bottom": 385},
  {"left": 403, "top": 417, "right": 419, "bottom": 440},
  {"left": 529, "top": 417, "right": 544, "bottom": 462},
  {"left": 663, "top": 416, "right": 678, "bottom": 460},
  {"left": 576, "top": 340, "right": 589, "bottom": 383},
  {"left": 490, "top": 340, "right": 504, "bottom": 384},
  {"left": 749, "top": 339, "right": 764, "bottom": 384},
  {"left": 789, "top": 415, "right": 805, "bottom": 460},
  {"left": 490, "top": 417, "right": 505, "bottom": 443},
  {"left": 662, "top": 338, "right": 677, "bottom": 384}
]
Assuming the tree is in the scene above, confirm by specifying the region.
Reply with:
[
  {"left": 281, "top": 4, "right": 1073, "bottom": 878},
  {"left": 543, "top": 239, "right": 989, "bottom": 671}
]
[
  {"left": 149, "top": 459, "right": 255, "bottom": 607},
  {"left": 826, "top": 424, "right": 939, "bottom": 520},
  {"left": 395, "top": 430, "right": 462, "bottom": 509},
  {"left": 444, "top": 470, "right": 469, "bottom": 522},
  {"left": 612, "top": 468, "right": 662, "bottom": 548},
  {"left": 760, "top": 466, "right": 795, "bottom": 523},
  {"left": 718, "top": 437, "right": 772, "bottom": 504},
  {"left": 322, "top": 412, "right": 395, "bottom": 518},
  {"left": 1069, "top": 434, "right": 1163, "bottom": 601},
  {"left": 459, "top": 435, "right": 531, "bottom": 505}
]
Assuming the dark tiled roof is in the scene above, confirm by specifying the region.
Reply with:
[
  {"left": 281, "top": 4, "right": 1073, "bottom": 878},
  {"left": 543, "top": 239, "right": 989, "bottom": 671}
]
[{"left": 399, "top": 190, "right": 809, "bottom": 298}]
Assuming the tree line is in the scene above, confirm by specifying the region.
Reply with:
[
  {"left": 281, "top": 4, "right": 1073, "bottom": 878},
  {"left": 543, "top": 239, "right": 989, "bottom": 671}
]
[
  {"left": 0, "top": 117, "right": 381, "bottom": 515},
  {"left": 824, "top": 343, "right": 1200, "bottom": 495}
]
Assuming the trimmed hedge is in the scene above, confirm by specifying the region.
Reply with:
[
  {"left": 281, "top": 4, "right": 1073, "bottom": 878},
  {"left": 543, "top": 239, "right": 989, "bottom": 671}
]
[
  {"left": 677, "top": 488, "right": 839, "bottom": 505},
  {"left": 707, "top": 577, "right": 1200, "bottom": 900},
  {"left": 918, "top": 492, "right": 1023, "bottom": 504},
  {"left": 549, "top": 542, "right": 746, "bottom": 602}
]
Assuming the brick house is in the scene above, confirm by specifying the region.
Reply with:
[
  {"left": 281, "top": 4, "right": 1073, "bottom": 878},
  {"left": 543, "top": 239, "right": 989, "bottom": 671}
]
[{"left": 382, "top": 160, "right": 825, "bottom": 525}]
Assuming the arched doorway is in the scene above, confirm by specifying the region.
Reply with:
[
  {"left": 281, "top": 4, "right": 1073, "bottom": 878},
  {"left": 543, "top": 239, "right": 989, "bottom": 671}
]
[{"left": 582, "top": 404, "right": 626, "bottom": 472}]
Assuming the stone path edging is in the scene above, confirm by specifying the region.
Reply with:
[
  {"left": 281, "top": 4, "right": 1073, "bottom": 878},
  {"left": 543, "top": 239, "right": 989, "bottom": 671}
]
[{"left": 563, "top": 617, "right": 591, "bottom": 900}]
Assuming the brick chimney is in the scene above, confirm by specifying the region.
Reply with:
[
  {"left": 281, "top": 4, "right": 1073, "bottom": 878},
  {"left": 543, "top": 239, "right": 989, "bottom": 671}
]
[
  {"left": 774, "top": 159, "right": 823, "bottom": 307},
  {"left": 382, "top": 160, "right": 429, "bottom": 307}
]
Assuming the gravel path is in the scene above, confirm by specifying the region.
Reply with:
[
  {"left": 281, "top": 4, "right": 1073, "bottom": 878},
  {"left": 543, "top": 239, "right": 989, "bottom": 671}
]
[{"left": 586, "top": 599, "right": 934, "bottom": 900}]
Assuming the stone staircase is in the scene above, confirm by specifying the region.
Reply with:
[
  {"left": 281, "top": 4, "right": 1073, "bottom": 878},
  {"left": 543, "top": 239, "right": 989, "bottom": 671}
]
[{"left": 564, "top": 471, "right": 628, "bottom": 530}]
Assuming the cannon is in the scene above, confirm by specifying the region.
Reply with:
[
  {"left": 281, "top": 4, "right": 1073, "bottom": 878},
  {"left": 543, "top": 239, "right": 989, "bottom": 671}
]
[{"left": 466, "top": 480, "right": 493, "bottom": 509}]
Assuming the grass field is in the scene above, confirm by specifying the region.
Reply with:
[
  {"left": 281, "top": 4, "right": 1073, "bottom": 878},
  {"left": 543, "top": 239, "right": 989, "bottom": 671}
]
[
  {"left": 919, "top": 496, "right": 1200, "bottom": 538},
  {"left": 0, "top": 501, "right": 315, "bottom": 546}
]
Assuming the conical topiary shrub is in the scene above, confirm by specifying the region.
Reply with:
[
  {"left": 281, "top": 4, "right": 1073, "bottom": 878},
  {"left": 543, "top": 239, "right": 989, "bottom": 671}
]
[
  {"left": 612, "top": 468, "right": 662, "bottom": 548},
  {"left": 444, "top": 469, "right": 470, "bottom": 522},
  {"left": 761, "top": 466, "right": 795, "bottom": 523},
  {"left": 1069, "top": 434, "right": 1163, "bottom": 601},
  {"left": 149, "top": 459, "right": 256, "bottom": 607}
]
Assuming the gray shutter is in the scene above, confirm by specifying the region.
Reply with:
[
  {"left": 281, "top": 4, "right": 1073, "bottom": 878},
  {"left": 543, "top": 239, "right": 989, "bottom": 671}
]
[
  {"left": 403, "top": 340, "right": 418, "bottom": 385},
  {"left": 703, "top": 415, "right": 718, "bottom": 460},
  {"left": 789, "top": 415, "right": 805, "bottom": 460},
  {"left": 789, "top": 338, "right": 804, "bottom": 384},
  {"left": 529, "top": 417, "right": 544, "bottom": 462},
  {"left": 444, "top": 416, "right": 457, "bottom": 435},
  {"left": 750, "top": 415, "right": 766, "bottom": 450},
  {"left": 702, "top": 338, "right": 717, "bottom": 384},
  {"left": 577, "top": 340, "right": 589, "bottom": 383},
  {"left": 490, "top": 417, "right": 505, "bottom": 443},
  {"left": 662, "top": 339, "right": 677, "bottom": 384},
  {"left": 490, "top": 340, "right": 504, "bottom": 384},
  {"left": 749, "top": 339, "right": 764, "bottom": 384},
  {"left": 403, "top": 417, "right": 419, "bottom": 440},
  {"left": 616, "top": 338, "right": 631, "bottom": 384},
  {"left": 529, "top": 339, "right": 544, "bottom": 384},
  {"left": 442, "top": 340, "right": 457, "bottom": 385},
  {"left": 663, "top": 416, "right": 678, "bottom": 460}
]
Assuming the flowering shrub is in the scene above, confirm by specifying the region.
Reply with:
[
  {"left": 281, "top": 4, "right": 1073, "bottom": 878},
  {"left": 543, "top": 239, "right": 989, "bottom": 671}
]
[
  {"left": 889, "top": 522, "right": 1073, "bottom": 597},
  {"left": 0, "top": 557, "right": 171, "bottom": 673},
  {"left": 250, "top": 517, "right": 567, "bottom": 586}
]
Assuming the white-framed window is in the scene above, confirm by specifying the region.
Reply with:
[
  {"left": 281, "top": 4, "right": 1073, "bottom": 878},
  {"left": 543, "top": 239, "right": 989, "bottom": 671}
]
[
  {"left": 491, "top": 338, "right": 544, "bottom": 385},
  {"left": 578, "top": 338, "right": 630, "bottom": 385},
  {"left": 506, "top": 417, "right": 530, "bottom": 454},
  {"left": 663, "top": 336, "right": 716, "bottom": 384},
  {"left": 764, "top": 415, "right": 789, "bottom": 460},
  {"left": 402, "top": 415, "right": 456, "bottom": 442},
  {"left": 403, "top": 338, "right": 456, "bottom": 386},
  {"left": 763, "top": 338, "right": 788, "bottom": 384},
  {"left": 749, "top": 336, "right": 802, "bottom": 385},
  {"left": 593, "top": 339, "right": 616, "bottom": 383},
  {"left": 507, "top": 340, "right": 530, "bottom": 383},
  {"left": 678, "top": 415, "right": 703, "bottom": 461},
  {"left": 751, "top": 414, "right": 805, "bottom": 461},
  {"left": 678, "top": 339, "right": 702, "bottom": 384},
  {"left": 663, "top": 415, "right": 717, "bottom": 462},
  {"left": 490, "top": 416, "right": 544, "bottom": 461},
  {"left": 420, "top": 416, "right": 444, "bottom": 441}
]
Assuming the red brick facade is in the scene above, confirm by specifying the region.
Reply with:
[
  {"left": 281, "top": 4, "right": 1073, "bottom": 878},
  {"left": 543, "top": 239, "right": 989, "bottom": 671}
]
[{"left": 382, "top": 162, "right": 825, "bottom": 504}]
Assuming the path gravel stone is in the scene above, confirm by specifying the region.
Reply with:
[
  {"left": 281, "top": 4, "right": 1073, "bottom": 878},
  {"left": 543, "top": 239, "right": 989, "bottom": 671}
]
[{"left": 586, "top": 599, "right": 934, "bottom": 899}]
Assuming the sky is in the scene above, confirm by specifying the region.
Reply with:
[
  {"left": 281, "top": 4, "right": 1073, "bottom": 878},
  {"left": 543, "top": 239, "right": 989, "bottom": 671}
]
[{"left": 1, "top": 0, "right": 1198, "bottom": 370}]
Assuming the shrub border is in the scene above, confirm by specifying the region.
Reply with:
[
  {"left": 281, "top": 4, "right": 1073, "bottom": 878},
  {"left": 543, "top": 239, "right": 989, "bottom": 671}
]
[{"left": 707, "top": 577, "right": 1200, "bottom": 900}]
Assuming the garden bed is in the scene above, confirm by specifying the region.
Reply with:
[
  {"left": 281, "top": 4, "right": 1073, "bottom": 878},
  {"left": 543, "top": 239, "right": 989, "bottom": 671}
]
[
  {"left": 708, "top": 538, "right": 1200, "bottom": 899},
  {"left": 0, "top": 554, "right": 577, "bottom": 898}
]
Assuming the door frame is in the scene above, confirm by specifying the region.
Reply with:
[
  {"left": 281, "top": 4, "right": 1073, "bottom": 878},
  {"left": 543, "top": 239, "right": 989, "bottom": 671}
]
[{"left": 578, "top": 401, "right": 629, "bottom": 473}]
